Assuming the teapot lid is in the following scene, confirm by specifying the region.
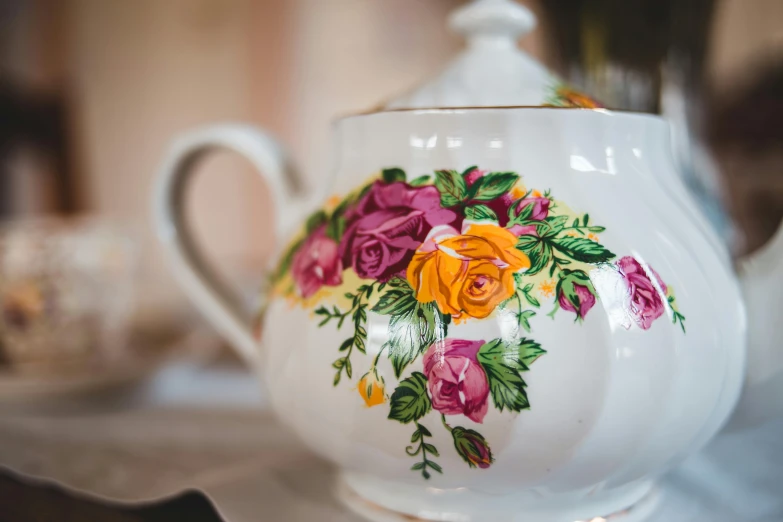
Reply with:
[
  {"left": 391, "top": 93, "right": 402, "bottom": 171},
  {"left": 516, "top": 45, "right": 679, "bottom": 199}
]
[{"left": 384, "top": 0, "right": 603, "bottom": 110}]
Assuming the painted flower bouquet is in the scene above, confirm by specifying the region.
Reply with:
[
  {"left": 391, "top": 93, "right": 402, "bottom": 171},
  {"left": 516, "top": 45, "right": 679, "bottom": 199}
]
[{"left": 271, "top": 166, "right": 685, "bottom": 479}]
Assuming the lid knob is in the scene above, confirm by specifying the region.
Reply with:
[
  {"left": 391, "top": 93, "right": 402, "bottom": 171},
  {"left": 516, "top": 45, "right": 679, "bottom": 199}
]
[
  {"left": 449, "top": 0, "right": 536, "bottom": 46},
  {"left": 383, "top": 0, "right": 557, "bottom": 109}
]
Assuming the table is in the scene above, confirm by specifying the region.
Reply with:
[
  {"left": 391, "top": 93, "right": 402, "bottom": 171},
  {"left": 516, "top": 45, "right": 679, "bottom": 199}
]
[{"left": 1, "top": 361, "right": 781, "bottom": 521}]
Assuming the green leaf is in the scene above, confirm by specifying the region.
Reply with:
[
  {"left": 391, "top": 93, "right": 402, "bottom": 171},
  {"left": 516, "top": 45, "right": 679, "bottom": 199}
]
[
  {"left": 518, "top": 309, "right": 536, "bottom": 332},
  {"left": 417, "top": 424, "right": 432, "bottom": 437},
  {"left": 305, "top": 210, "right": 327, "bottom": 235},
  {"left": 409, "top": 175, "right": 431, "bottom": 187},
  {"left": 271, "top": 238, "right": 303, "bottom": 283},
  {"left": 388, "top": 372, "right": 431, "bottom": 423},
  {"left": 411, "top": 430, "right": 422, "bottom": 443},
  {"left": 523, "top": 291, "right": 540, "bottom": 307},
  {"left": 479, "top": 357, "right": 530, "bottom": 412},
  {"left": 345, "top": 358, "right": 352, "bottom": 378},
  {"left": 384, "top": 301, "right": 439, "bottom": 378},
  {"left": 338, "top": 338, "right": 352, "bottom": 352},
  {"left": 332, "top": 358, "right": 344, "bottom": 369},
  {"left": 372, "top": 285, "right": 417, "bottom": 316},
  {"left": 517, "top": 235, "right": 552, "bottom": 276},
  {"left": 583, "top": 214, "right": 590, "bottom": 226},
  {"left": 519, "top": 339, "right": 547, "bottom": 365},
  {"left": 375, "top": 280, "right": 439, "bottom": 376},
  {"left": 325, "top": 215, "right": 346, "bottom": 242},
  {"left": 333, "top": 372, "right": 341, "bottom": 386},
  {"left": 434, "top": 170, "right": 467, "bottom": 207},
  {"left": 477, "top": 338, "right": 545, "bottom": 412},
  {"left": 411, "top": 462, "right": 426, "bottom": 470},
  {"left": 460, "top": 165, "right": 478, "bottom": 177},
  {"left": 464, "top": 204, "right": 498, "bottom": 222},
  {"left": 516, "top": 234, "right": 539, "bottom": 250},
  {"left": 528, "top": 246, "right": 552, "bottom": 276},
  {"left": 587, "top": 226, "right": 605, "bottom": 233},
  {"left": 541, "top": 215, "right": 569, "bottom": 237},
  {"left": 382, "top": 167, "right": 407, "bottom": 184},
  {"left": 387, "top": 277, "right": 408, "bottom": 288},
  {"left": 426, "top": 461, "right": 443, "bottom": 473},
  {"left": 551, "top": 236, "right": 615, "bottom": 263},
  {"left": 470, "top": 172, "right": 519, "bottom": 201},
  {"left": 423, "top": 443, "right": 439, "bottom": 457},
  {"left": 332, "top": 196, "right": 352, "bottom": 217}
]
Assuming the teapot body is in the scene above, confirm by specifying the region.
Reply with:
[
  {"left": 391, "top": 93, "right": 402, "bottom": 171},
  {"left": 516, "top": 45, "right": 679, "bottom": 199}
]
[{"left": 259, "top": 109, "right": 745, "bottom": 520}]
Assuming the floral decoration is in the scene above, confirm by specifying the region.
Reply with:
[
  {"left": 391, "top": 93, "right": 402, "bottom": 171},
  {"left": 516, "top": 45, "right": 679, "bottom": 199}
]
[
  {"left": 544, "top": 83, "right": 605, "bottom": 109},
  {"left": 270, "top": 166, "right": 686, "bottom": 479}
]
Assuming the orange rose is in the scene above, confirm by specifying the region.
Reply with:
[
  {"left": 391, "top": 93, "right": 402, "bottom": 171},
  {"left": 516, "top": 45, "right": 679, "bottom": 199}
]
[{"left": 407, "top": 223, "right": 530, "bottom": 320}]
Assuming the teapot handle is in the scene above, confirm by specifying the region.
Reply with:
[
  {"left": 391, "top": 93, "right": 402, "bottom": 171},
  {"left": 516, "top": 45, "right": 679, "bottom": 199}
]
[{"left": 153, "top": 124, "right": 304, "bottom": 367}]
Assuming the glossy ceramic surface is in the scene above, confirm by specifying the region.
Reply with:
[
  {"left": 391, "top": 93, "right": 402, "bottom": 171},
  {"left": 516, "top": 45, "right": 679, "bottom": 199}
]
[
  {"left": 153, "top": 108, "right": 748, "bottom": 521},
  {"left": 263, "top": 109, "right": 744, "bottom": 520},
  {"left": 151, "top": 0, "right": 783, "bottom": 515}
]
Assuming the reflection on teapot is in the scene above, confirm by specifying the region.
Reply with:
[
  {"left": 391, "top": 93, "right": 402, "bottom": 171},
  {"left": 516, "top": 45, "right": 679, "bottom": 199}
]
[{"left": 153, "top": 1, "right": 780, "bottom": 521}]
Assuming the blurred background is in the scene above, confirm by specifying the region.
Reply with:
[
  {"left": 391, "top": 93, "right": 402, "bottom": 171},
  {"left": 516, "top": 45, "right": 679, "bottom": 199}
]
[
  {"left": 0, "top": 0, "right": 781, "bottom": 517},
  {"left": 1, "top": 0, "right": 781, "bottom": 325}
]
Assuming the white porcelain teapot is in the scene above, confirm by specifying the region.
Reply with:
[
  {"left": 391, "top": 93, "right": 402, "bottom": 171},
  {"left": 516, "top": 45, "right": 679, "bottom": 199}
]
[{"left": 153, "top": 1, "right": 781, "bottom": 520}]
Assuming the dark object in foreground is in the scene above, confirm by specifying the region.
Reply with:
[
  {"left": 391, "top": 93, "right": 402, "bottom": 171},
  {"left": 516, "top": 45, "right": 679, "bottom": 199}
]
[{"left": 0, "top": 468, "right": 224, "bottom": 522}]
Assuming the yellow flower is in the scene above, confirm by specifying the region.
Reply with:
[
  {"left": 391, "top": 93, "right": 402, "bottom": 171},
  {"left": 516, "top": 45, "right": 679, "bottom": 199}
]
[
  {"left": 588, "top": 233, "right": 600, "bottom": 242},
  {"left": 407, "top": 223, "right": 530, "bottom": 321},
  {"left": 539, "top": 279, "right": 556, "bottom": 298},
  {"left": 358, "top": 369, "right": 385, "bottom": 407},
  {"left": 325, "top": 194, "right": 342, "bottom": 210},
  {"left": 510, "top": 187, "right": 541, "bottom": 200}
]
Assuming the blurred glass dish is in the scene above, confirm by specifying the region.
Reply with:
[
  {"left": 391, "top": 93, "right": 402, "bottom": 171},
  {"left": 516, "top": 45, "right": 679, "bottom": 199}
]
[{"left": 0, "top": 218, "right": 137, "bottom": 373}]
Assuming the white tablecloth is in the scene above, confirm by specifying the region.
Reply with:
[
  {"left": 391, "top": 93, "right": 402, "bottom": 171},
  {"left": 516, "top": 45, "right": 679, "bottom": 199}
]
[{"left": 1, "top": 362, "right": 781, "bottom": 521}]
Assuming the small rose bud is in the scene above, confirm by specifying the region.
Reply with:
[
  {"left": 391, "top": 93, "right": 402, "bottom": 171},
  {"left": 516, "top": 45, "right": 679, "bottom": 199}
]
[
  {"left": 556, "top": 270, "right": 597, "bottom": 320},
  {"left": 358, "top": 369, "right": 386, "bottom": 407},
  {"left": 452, "top": 427, "right": 493, "bottom": 469}
]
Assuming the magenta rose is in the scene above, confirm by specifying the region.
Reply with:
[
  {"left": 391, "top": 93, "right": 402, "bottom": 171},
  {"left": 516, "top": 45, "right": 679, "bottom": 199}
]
[
  {"left": 423, "top": 339, "right": 490, "bottom": 424},
  {"left": 291, "top": 225, "right": 343, "bottom": 298},
  {"left": 339, "top": 181, "right": 456, "bottom": 281},
  {"left": 463, "top": 168, "right": 549, "bottom": 236},
  {"left": 617, "top": 256, "right": 667, "bottom": 330}
]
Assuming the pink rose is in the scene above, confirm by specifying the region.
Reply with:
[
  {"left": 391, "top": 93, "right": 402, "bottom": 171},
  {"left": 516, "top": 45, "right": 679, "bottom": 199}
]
[
  {"left": 339, "top": 181, "right": 456, "bottom": 281},
  {"left": 291, "top": 226, "right": 343, "bottom": 298},
  {"left": 423, "top": 339, "right": 490, "bottom": 423},
  {"left": 617, "top": 256, "right": 667, "bottom": 330},
  {"left": 463, "top": 168, "right": 549, "bottom": 236}
]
